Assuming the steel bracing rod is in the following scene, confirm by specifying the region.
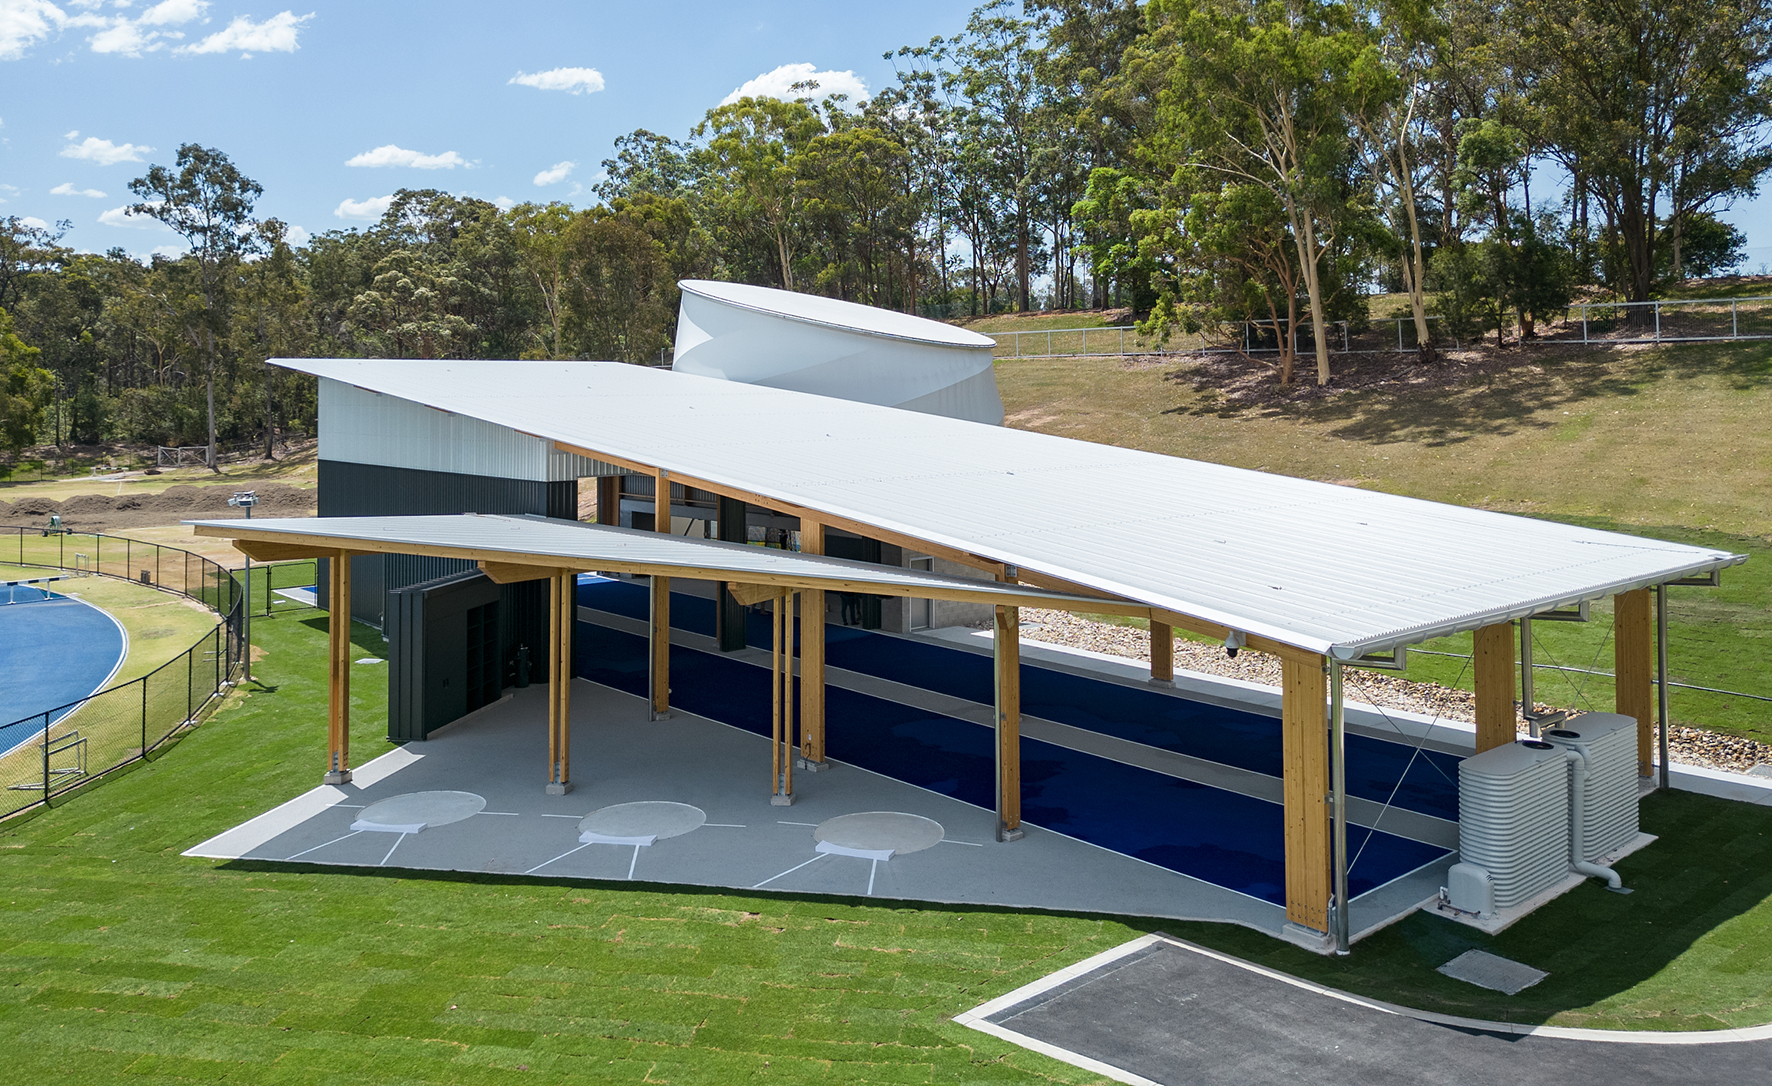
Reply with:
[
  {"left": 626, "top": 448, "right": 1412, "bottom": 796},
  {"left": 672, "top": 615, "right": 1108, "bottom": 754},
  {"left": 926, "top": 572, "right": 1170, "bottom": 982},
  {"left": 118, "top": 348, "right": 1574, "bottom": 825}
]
[
  {"left": 1657, "top": 583, "right": 1671, "bottom": 791},
  {"left": 1331, "top": 659, "right": 1350, "bottom": 956}
]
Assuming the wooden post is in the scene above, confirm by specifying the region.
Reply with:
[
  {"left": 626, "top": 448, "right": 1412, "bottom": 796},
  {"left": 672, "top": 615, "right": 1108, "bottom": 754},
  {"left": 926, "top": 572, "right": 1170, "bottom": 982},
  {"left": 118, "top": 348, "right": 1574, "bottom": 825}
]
[
  {"left": 1615, "top": 588, "right": 1654, "bottom": 776},
  {"left": 650, "top": 469, "right": 671, "bottom": 719},
  {"left": 547, "top": 572, "right": 573, "bottom": 793},
  {"left": 798, "top": 520, "right": 826, "bottom": 766},
  {"left": 595, "top": 475, "right": 619, "bottom": 525},
  {"left": 1281, "top": 655, "right": 1329, "bottom": 933},
  {"left": 1473, "top": 621, "right": 1517, "bottom": 753},
  {"left": 994, "top": 601, "right": 1023, "bottom": 840},
  {"left": 770, "top": 589, "right": 794, "bottom": 805},
  {"left": 1150, "top": 620, "right": 1174, "bottom": 683},
  {"left": 324, "top": 551, "right": 352, "bottom": 784}
]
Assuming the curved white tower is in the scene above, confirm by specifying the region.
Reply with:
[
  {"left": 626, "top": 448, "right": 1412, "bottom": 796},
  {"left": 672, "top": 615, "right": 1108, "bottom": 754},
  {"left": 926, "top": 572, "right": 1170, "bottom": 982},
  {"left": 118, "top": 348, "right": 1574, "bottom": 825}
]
[{"left": 672, "top": 280, "right": 1004, "bottom": 425}]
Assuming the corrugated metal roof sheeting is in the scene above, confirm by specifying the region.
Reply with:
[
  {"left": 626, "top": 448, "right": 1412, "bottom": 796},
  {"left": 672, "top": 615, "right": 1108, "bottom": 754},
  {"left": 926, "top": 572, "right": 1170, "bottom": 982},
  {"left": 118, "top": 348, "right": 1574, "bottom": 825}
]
[
  {"left": 280, "top": 359, "right": 1744, "bottom": 658},
  {"left": 186, "top": 513, "right": 1101, "bottom": 605}
]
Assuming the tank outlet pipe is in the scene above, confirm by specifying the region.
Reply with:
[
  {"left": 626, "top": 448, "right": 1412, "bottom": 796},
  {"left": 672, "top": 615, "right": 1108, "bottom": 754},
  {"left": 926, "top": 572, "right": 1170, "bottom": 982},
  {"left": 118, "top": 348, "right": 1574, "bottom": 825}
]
[{"left": 1565, "top": 749, "right": 1629, "bottom": 893}]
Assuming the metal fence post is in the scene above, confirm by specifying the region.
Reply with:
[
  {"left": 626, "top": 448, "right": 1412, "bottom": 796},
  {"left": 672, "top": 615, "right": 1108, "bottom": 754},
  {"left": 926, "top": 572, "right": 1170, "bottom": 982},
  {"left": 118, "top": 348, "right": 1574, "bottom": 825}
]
[
  {"left": 1733, "top": 301, "right": 1739, "bottom": 339},
  {"left": 187, "top": 645, "right": 194, "bottom": 725},
  {"left": 41, "top": 710, "right": 49, "bottom": 797},
  {"left": 1582, "top": 305, "right": 1589, "bottom": 344},
  {"left": 141, "top": 677, "right": 148, "bottom": 755},
  {"left": 1654, "top": 301, "right": 1661, "bottom": 342}
]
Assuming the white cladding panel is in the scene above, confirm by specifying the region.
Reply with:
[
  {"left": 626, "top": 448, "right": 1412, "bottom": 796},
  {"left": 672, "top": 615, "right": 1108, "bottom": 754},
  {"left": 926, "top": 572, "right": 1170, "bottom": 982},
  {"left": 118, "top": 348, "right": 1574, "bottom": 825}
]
[
  {"left": 673, "top": 281, "right": 1004, "bottom": 425},
  {"left": 319, "top": 378, "right": 610, "bottom": 482}
]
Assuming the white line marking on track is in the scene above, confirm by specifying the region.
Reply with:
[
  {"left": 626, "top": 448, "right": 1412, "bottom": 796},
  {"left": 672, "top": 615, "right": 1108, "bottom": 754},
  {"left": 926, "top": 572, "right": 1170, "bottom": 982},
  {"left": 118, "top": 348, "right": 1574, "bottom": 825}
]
[
  {"left": 379, "top": 833, "right": 408, "bottom": 867},
  {"left": 627, "top": 844, "right": 641, "bottom": 880}
]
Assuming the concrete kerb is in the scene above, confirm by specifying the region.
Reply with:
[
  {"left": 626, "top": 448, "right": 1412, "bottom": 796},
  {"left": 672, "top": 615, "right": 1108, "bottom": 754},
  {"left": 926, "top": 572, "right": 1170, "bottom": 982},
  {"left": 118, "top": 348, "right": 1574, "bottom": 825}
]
[{"left": 956, "top": 932, "right": 1772, "bottom": 1051}]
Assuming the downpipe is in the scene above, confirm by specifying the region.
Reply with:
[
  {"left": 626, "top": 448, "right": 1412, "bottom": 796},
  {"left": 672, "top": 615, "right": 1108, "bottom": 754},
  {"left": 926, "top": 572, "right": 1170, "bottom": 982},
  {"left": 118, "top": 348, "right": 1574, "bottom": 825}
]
[{"left": 1566, "top": 749, "right": 1630, "bottom": 893}]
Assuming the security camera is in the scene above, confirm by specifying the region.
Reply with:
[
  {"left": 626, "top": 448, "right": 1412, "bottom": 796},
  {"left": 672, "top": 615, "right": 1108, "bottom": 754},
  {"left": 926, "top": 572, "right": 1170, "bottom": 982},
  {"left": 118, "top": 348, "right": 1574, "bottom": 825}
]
[{"left": 1224, "top": 630, "right": 1246, "bottom": 658}]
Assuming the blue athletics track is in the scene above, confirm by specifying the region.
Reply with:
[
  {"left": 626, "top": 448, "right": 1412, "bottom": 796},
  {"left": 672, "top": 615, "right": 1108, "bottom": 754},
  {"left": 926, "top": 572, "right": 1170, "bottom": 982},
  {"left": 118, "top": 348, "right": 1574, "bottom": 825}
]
[
  {"left": 576, "top": 577, "right": 1451, "bottom": 908},
  {"left": 0, "top": 581, "right": 127, "bottom": 755}
]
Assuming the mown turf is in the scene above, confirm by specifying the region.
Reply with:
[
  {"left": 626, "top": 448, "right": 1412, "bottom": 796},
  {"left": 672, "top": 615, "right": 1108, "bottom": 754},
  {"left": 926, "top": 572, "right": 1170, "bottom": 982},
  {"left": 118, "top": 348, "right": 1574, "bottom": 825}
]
[{"left": 2, "top": 611, "right": 1771, "bottom": 1086}]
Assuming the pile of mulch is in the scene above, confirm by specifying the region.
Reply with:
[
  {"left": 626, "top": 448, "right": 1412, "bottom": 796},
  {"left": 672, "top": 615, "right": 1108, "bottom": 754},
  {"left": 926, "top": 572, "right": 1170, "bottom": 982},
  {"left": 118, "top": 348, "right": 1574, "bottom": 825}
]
[{"left": 0, "top": 482, "right": 316, "bottom": 532}]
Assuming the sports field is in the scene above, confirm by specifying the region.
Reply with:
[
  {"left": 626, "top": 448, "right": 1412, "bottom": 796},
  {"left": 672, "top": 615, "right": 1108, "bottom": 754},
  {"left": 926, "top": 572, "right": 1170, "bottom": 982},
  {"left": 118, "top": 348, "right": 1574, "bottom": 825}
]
[{"left": 0, "top": 578, "right": 123, "bottom": 750}]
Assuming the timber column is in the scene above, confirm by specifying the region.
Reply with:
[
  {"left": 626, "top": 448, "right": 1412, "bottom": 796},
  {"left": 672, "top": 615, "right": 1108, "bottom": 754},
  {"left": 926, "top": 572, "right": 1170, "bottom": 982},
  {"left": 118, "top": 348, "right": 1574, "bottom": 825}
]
[
  {"left": 994, "top": 567, "right": 1023, "bottom": 842},
  {"left": 1281, "top": 654, "right": 1329, "bottom": 934},
  {"left": 1150, "top": 620, "right": 1174, "bottom": 684},
  {"left": 324, "top": 551, "right": 352, "bottom": 784},
  {"left": 798, "top": 520, "right": 827, "bottom": 769},
  {"left": 1473, "top": 622, "right": 1517, "bottom": 753},
  {"left": 547, "top": 571, "right": 574, "bottom": 794},
  {"left": 1615, "top": 588, "right": 1654, "bottom": 776},
  {"left": 650, "top": 469, "right": 671, "bottom": 719}
]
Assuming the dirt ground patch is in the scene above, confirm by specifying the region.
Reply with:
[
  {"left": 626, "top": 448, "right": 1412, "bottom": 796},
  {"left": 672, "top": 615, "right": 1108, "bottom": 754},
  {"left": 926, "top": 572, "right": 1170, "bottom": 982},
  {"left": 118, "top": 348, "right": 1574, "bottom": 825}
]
[{"left": 0, "top": 482, "right": 316, "bottom": 533}]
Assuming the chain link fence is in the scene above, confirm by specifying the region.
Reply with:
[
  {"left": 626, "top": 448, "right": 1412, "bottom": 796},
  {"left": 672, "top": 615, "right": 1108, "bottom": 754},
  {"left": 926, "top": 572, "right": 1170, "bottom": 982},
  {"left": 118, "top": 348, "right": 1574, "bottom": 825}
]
[{"left": 0, "top": 528, "right": 313, "bottom": 818}]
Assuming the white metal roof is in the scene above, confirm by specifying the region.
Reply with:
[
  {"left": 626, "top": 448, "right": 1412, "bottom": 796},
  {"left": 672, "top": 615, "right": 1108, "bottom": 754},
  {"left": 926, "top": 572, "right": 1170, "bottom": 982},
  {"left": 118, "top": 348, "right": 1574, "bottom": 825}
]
[
  {"left": 281, "top": 358, "right": 1744, "bottom": 659},
  {"left": 183, "top": 513, "right": 1108, "bottom": 607},
  {"left": 677, "top": 280, "right": 996, "bottom": 349}
]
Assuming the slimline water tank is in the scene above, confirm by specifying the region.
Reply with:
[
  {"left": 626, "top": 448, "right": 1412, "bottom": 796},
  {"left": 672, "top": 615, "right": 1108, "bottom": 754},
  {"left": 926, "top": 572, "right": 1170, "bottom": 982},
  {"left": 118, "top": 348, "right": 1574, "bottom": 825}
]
[
  {"left": 1543, "top": 712, "right": 1640, "bottom": 862},
  {"left": 672, "top": 280, "right": 1005, "bottom": 424},
  {"left": 1448, "top": 740, "right": 1572, "bottom": 916}
]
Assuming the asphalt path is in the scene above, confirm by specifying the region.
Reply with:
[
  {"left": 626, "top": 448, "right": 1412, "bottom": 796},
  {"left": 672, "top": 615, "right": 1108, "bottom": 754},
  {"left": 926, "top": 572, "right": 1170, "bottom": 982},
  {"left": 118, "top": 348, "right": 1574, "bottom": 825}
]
[{"left": 980, "top": 939, "right": 1767, "bottom": 1085}]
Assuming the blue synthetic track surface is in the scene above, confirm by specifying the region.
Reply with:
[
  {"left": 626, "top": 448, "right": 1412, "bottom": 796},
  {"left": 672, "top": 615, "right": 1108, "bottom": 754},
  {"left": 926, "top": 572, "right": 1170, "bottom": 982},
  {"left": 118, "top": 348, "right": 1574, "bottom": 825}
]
[
  {"left": 576, "top": 578, "right": 1450, "bottom": 906},
  {"left": 0, "top": 587, "right": 126, "bottom": 754}
]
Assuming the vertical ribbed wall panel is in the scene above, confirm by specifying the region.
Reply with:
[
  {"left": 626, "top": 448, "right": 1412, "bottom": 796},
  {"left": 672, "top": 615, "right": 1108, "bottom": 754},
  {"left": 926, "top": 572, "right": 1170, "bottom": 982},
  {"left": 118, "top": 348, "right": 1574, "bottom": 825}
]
[
  {"left": 1457, "top": 741, "right": 1572, "bottom": 910},
  {"left": 320, "top": 377, "right": 614, "bottom": 482},
  {"left": 315, "top": 459, "right": 574, "bottom": 682}
]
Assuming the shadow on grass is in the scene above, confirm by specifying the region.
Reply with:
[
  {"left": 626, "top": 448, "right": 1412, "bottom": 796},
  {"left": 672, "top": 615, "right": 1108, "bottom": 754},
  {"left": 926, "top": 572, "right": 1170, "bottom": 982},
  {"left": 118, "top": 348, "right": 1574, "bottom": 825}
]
[
  {"left": 207, "top": 789, "right": 1772, "bottom": 1031},
  {"left": 298, "top": 615, "right": 386, "bottom": 657}
]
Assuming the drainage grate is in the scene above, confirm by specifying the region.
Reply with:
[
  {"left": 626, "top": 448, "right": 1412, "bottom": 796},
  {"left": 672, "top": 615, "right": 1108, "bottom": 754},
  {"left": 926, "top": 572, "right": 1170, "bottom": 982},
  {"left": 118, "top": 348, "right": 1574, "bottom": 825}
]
[{"left": 1436, "top": 949, "right": 1548, "bottom": 995}]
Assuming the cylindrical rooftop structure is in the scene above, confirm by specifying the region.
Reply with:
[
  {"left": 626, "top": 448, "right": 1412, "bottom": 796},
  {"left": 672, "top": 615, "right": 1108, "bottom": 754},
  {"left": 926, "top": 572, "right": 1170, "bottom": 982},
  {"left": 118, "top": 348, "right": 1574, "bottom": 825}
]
[{"left": 672, "top": 280, "right": 1004, "bottom": 425}]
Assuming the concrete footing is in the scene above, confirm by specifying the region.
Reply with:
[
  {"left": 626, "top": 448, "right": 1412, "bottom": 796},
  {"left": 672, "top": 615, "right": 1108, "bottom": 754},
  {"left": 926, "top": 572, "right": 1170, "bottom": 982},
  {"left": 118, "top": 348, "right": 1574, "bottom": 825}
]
[
  {"left": 322, "top": 770, "right": 352, "bottom": 785},
  {"left": 545, "top": 782, "right": 573, "bottom": 795},
  {"left": 796, "top": 758, "right": 829, "bottom": 772},
  {"left": 770, "top": 793, "right": 794, "bottom": 806}
]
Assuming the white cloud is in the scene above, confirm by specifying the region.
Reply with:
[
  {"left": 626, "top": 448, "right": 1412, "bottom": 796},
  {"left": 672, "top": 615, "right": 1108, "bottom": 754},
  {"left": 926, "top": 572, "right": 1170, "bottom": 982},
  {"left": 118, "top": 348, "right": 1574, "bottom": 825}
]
[
  {"left": 344, "top": 144, "right": 466, "bottom": 170},
  {"left": 60, "top": 135, "right": 152, "bottom": 165},
  {"left": 283, "top": 223, "right": 310, "bottom": 246},
  {"left": 51, "top": 182, "right": 107, "bottom": 197},
  {"left": 20, "top": 215, "right": 49, "bottom": 229},
  {"left": 508, "top": 66, "right": 604, "bottom": 95},
  {"left": 722, "top": 62, "right": 868, "bottom": 106},
  {"left": 178, "top": 10, "right": 311, "bottom": 56},
  {"left": 532, "top": 160, "right": 574, "bottom": 186},
  {"left": 81, "top": 0, "right": 206, "bottom": 56},
  {"left": 492, "top": 195, "right": 514, "bottom": 211},
  {"left": 333, "top": 194, "right": 392, "bottom": 221},
  {"left": 99, "top": 203, "right": 169, "bottom": 229},
  {"left": 0, "top": 0, "right": 68, "bottom": 60},
  {"left": 139, "top": 0, "right": 204, "bottom": 25},
  {"left": 148, "top": 242, "right": 186, "bottom": 259}
]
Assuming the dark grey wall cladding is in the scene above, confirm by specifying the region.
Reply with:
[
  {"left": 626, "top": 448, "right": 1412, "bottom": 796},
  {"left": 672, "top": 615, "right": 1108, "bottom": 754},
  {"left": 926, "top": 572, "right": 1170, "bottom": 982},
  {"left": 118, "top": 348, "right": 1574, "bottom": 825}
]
[{"left": 315, "top": 459, "right": 577, "bottom": 685}]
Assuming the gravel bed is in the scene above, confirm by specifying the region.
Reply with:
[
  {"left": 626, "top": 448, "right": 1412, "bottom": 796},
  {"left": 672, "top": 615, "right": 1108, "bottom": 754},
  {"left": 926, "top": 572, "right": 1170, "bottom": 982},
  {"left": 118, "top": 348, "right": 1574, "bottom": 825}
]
[{"left": 998, "top": 609, "right": 1767, "bottom": 775}]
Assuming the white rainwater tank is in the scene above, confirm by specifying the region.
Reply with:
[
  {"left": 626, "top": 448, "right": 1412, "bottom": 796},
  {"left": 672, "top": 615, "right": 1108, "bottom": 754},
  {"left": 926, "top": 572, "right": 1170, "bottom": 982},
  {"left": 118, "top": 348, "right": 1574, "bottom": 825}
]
[
  {"left": 672, "top": 280, "right": 1005, "bottom": 425},
  {"left": 1543, "top": 713, "right": 1640, "bottom": 862},
  {"left": 1447, "top": 739, "right": 1572, "bottom": 918}
]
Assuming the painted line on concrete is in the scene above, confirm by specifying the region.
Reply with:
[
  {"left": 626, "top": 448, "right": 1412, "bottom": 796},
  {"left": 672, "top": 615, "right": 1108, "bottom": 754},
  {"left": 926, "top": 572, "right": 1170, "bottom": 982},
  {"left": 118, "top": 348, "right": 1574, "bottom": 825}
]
[{"left": 182, "top": 784, "right": 351, "bottom": 859}]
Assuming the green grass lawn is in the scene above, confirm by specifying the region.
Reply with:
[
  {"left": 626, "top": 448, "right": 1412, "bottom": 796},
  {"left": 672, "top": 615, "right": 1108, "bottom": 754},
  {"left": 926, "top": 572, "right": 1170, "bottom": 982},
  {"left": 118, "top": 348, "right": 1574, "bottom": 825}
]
[{"left": 1, "top": 611, "right": 1771, "bottom": 1086}]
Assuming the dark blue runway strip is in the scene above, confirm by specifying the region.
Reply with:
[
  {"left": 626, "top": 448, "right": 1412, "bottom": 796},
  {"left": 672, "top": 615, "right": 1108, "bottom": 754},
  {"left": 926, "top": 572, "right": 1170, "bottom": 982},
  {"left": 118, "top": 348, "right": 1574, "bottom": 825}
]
[
  {"left": 577, "top": 578, "right": 1462, "bottom": 822},
  {"left": 573, "top": 614, "right": 1448, "bottom": 906},
  {"left": 0, "top": 589, "right": 127, "bottom": 754}
]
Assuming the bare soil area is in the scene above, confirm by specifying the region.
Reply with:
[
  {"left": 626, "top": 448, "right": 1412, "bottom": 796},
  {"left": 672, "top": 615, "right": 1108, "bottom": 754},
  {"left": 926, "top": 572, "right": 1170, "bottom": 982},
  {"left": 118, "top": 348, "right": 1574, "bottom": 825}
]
[{"left": 0, "top": 481, "right": 317, "bottom": 533}]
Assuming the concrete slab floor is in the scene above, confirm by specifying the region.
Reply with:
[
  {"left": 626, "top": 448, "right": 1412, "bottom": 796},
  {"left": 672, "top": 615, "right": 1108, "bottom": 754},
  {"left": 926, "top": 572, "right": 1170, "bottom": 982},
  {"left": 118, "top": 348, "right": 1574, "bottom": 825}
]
[{"left": 187, "top": 680, "right": 1438, "bottom": 940}]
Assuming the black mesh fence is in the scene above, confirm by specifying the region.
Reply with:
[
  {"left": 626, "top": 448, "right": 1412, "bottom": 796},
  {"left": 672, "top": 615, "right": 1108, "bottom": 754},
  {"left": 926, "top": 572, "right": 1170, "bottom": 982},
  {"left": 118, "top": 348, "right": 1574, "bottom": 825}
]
[{"left": 0, "top": 528, "right": 304, "bottom": 817}]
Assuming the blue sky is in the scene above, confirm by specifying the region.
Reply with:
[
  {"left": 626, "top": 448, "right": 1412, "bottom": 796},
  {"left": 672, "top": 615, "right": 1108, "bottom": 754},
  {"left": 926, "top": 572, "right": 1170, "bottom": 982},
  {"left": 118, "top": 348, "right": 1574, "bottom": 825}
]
[
  {"left": 0, "top": 0, "right": 972, "bottom": 256},
  {"left": 6, "top": 0, "right": 1772, "bottom": 269}
]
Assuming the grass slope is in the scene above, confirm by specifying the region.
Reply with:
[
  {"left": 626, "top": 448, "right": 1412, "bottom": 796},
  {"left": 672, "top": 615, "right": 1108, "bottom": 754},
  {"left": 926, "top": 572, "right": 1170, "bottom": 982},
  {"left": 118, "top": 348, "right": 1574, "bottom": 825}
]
[
  {"left": 0, "top": 613, "right": 1769, "bottom": 1086},
  {"left": 997, "top": 345, "right": 1772, "bottom": 741}
]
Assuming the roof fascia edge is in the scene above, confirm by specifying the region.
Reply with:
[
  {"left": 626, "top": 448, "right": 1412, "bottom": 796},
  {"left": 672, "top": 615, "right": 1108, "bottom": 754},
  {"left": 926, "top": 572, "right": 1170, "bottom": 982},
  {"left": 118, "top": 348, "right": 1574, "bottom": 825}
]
[{"left": 1327, "top": 553, "right": 1749, "bottom": 660}]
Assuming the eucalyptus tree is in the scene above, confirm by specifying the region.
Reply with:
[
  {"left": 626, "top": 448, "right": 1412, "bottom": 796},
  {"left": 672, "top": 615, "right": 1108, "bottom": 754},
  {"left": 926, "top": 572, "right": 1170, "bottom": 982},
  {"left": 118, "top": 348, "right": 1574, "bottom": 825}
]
[
  {"left": 128, "top": 144, "right": 263, "bottom": 468},
  {"left": 1510, "top": 0, "right": 1772, "bottom": 303},
  {"left": 0, "top": 306, "right": 54, "bottom": 460},
  {"left": 693, "top": 96, "right": 826, "bottom": 291},
  {"left": 1148, "top": 0, "right": 1375, "bottom": 386}
]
